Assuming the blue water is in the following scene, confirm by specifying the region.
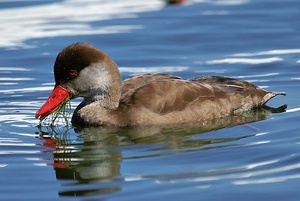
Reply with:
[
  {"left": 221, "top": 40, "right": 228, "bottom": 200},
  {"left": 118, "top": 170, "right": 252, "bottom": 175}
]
[{"left": 0, "top": 0, "right": 300, "bottom": 200}]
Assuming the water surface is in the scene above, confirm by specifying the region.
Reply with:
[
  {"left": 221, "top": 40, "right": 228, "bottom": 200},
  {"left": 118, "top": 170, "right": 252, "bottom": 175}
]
[{"left": 0, "top": 0, "right": 300, "bottom": 200}]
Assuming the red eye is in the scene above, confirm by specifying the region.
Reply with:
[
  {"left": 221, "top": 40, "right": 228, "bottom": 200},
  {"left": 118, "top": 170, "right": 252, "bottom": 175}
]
[{"left": 69, "top": 70, "right": 77, "bottom": 77}]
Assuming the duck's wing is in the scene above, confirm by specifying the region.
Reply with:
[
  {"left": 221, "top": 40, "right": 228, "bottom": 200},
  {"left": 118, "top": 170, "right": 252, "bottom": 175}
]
[
  {"left": 189, "top": 76, "right": 252, "bottom": 94},
  {"left": 121, "top": 78, "right": 229, "bottom": 115},
  {"left": 121, "top": 73, "right": 182, "bottom": 95},
  {"left": 121, "top": 75, "right": 285, "bottom": 117},
  {"left": 121, "top": 73, "right": 182, "bottom": 105},
  {"left": 190, "top": 76, "right": 286, "bottom": 106}
]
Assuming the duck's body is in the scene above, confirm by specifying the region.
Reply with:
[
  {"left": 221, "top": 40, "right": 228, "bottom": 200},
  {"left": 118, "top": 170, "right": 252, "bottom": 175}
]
[{"left": 36, "top": 43, "right": 286, "bottom": 127}]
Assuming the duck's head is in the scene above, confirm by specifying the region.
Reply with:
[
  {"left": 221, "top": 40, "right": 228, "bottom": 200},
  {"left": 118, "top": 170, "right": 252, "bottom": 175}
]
[{"left": 35, "top": 43, "right": 121, "bottom": 120}]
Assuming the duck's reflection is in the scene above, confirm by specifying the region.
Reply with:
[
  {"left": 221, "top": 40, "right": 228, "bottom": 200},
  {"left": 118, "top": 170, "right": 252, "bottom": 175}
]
[
  {"left": 39, "top": 128, "right": 122, "bottom": 197},
  {"left": 38, "top": 105, "right": 286, "bottom": 198}
]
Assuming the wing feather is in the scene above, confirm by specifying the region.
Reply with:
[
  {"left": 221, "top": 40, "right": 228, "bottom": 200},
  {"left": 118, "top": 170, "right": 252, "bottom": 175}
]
[{"left": 125, "top": 79, "right": 229, "bottom": 114}]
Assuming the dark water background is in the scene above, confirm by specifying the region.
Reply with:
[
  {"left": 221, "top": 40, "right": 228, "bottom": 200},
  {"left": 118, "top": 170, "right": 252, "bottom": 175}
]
[{"left": 0, "top": 0, "right": 300, "bottom": 200}]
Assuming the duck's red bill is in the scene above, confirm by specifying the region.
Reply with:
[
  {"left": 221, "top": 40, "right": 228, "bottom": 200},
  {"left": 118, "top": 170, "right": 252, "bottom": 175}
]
[{"left": 35, "top": 85, "right": 71, "bottom": 120}]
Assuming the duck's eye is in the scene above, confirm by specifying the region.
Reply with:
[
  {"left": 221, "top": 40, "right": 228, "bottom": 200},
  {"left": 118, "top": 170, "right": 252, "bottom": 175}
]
[{"left": 69, "top": 70, "right": 78, "bottom": 78}]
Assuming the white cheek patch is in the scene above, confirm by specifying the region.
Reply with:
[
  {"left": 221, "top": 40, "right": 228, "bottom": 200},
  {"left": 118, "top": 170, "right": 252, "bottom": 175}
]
[{"left": 73, "top": 62, "right": 111, "bottom": 98}]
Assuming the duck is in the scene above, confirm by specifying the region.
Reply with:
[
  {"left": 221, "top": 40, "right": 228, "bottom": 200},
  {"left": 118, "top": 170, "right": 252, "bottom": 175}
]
[
  {"left": 35, "top": 43, "right": 286, "bottom": 127},
  {"left": 166, "top": 0, "right": 186, "bottom": 5}
]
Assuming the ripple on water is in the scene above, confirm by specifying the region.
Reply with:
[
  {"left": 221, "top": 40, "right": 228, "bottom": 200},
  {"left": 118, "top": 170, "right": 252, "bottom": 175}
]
[{"left": 0, "top": 0, "right": 299, "bottom": 200}]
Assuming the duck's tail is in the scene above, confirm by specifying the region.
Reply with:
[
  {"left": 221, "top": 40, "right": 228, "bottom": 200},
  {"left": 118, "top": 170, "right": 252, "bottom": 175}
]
[{"left": 262, "top": 91, "right": 286, "bottom": 105}]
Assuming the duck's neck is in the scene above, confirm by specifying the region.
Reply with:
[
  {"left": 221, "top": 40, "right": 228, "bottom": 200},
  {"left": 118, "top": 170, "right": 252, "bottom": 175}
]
[
  {"left": 81, "top": 58, "right": 122, "bottom": 110},
  {"left": 101, "top": 56, "right": 122, "bottom": 110},
  {"left": 71, "top": 58, "right": 122, "bottom": 126},
  {"left": 72, "top": 99, "right": 119, "bottom": 126}
]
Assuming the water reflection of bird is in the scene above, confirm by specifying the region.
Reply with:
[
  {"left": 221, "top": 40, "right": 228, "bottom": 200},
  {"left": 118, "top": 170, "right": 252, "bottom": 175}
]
[
  {"left": 39, "top": 129, "right": 122, "bottom": 197},
  {"left": 36, "top": 43, "right": 286, "bottom": 127}
]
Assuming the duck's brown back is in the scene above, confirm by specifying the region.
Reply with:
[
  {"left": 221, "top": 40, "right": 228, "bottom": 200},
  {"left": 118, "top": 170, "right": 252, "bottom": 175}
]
[{"left": 116, "top": 75, "right": 283, "bottom": 126}]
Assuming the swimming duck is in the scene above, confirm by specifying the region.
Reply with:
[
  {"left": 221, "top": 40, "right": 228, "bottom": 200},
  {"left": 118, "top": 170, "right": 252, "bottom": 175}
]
[
  {"left": 35, "top": 43, "right": 286, "bottom": 127},
  {"left": 166, "top": 0, "right": 186, "bottom": 5}
]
